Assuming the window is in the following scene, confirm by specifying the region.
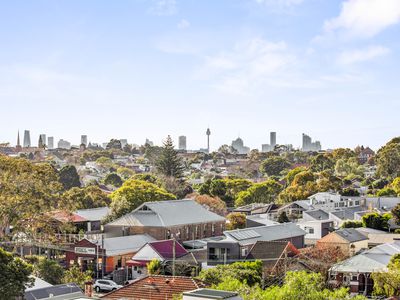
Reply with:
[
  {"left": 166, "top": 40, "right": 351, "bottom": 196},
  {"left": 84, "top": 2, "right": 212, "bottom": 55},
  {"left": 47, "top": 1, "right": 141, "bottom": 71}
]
[
  {"left": 355, "top": 200, "right": 360, "bottom": 206},
  {"left": 167, "top": 230, "right": 171, "bottom": 239},
  {"left": 241, "top": 248, "right": 247, "bottom": 257},
  {"left": 212, "top": 224, "right": 215, "bottom": 236}
]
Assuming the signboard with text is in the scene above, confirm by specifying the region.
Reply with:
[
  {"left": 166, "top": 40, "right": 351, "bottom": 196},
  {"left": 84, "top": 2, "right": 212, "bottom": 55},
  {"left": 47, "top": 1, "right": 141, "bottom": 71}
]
[{"left": 75, "top": 247, "right": 96, "bottom": 255}]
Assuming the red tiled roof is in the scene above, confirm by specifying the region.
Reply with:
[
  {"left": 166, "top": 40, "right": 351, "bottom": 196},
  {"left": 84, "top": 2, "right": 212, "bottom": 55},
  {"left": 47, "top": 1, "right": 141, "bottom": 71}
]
[
  {"left": 149, "top": 240, "right": 188, "bottom": 260},
  {"left": 50, "top": 211, "right": 87, "bottom": 223},
  {"left": 101, "top": 275, "right": 205, "bottom": 300}
]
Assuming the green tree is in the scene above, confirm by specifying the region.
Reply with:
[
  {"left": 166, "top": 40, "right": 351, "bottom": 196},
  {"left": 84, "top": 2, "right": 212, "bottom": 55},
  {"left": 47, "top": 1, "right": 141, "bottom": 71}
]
[
  {"left": 106, "top": 139, "right": 122, "bottom": 150},
  {"left": 108, "top": 179, "right": 176, "bottom": 220},
  {"left": 189, "top": 194, "right": 227, "bottom": 216},
  {"left": 362, "top": 212, "right": 391, "bottom": 231},
  {"left": 36, "top": 258, "right": 64, "bottom": 285},
  {"left": 198, "top": 260, "right": 263, "bottom": 286},
  {"left": 259, "top": 156, "right": 290, "bottom": 177},
  {"left": 341, "top": 188, "right": 360, "bottom": 196},
  {"left": 235, "top": 180, "right": 283, "bottom": 207},
  {"left": 147, "top": 259, "right": 162, "bottom": 275},
  {"left": 0, "top": 156, "right": 64, "bottom": 237},
  {"left": 62, "top": 265, "right": 92, "bottom": 289},
  {"left": 376, "top": 138, "right": 400, "bottom": 179},
  {"left": 309, "top": 154, "right": 334, "bottom": 172},
  {"left": 285, "top": 167, "right": 307, "bottom": 185},
  {"left": 59, "top": 165, "right": 81, "bottom": 190},
  {"left": 0, "top": 248, "right": 33, "bottom": 298},
  {"left": 156, "top": 136, "right": 185, "bottom": 178},
  {"left": 277, "top": 211, "right": 289, "bottom": 223},
  {"left": 279, "top": 171, "right": 318, "bottom": 203},
  {"left": 391, "top": 177, "right": 400, "bottom": 195},
  {"left": 376, "top": 187, "right": 397, "bottom": 197},
  {"left": 391, "top": 203, "right": 400, "bottom": 225},
  {"left": 61, "top": 186, "right": 110, "bottom": 210},
  {"left": 226, "top": 212, "right": 246, "bottom": 230},
  {"left": 104, "top": 173, "right": 123, "bottom": 187},
  {"left": 341, "top": 220, "right": 363, "bottom": 228}
]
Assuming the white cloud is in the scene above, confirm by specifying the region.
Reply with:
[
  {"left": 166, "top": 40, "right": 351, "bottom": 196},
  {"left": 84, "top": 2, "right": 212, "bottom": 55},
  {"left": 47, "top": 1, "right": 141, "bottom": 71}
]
[
  {"left": 324, "top": 0, "right": 400, "bottom": 38},
  {"left": 197, "top": 38, "right": 297, "bottom": 95},
  {"left": 177, "top": 19, "right": 190, "bottom": 29},
  {"left": 149, "top": 0, "right": 177, "bottom": 16},
  {"left": 337, "top": 45, "right": 390, "bottom": 64},
  {"left": 255, "top": 0, "right": 304, "bottom": 6}
]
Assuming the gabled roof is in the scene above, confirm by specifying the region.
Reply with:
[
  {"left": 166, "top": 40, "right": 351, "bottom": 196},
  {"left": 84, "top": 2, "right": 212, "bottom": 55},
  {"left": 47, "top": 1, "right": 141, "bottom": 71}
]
[
  {"left": 246, "top": 241, "right": 299, "bottom": 269},
  {"left": 24, "top": 283, "right": 84, "bottom": 300},
  {"left": 224, "top": 223, "right": 306, "bottom": 245},
  {"left": 149, "top": 239, "right": 189, "bottom": 259},
  {"left": 334, "top": 228, "right": 368, "bottom": 243},
  {"left": 330, "top": 240, "right": 400, "bottom": 273},
  {"left": 101, "top": 275, "right": 205, "bottom": 300},
  {"left": 50, "top": 211, "right": 87, "bottom": 223},
  {"left": 99, "top": 234, "right": 156, "bottom": 256},
  {"left": 106, "top": 199, "right": 225, "bottom": 227}
]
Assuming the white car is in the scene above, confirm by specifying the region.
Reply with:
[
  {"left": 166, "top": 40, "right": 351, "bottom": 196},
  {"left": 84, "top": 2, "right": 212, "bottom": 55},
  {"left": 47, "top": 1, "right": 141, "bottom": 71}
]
[{"left": 94, "top": 279, "right": 122, "bottom": 292}]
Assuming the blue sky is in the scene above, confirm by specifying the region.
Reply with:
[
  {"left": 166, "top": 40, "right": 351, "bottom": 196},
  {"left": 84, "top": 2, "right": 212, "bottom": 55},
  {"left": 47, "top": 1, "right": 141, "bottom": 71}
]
[{"left": 0, "top": 0, "right": 399, "bottom": 150}]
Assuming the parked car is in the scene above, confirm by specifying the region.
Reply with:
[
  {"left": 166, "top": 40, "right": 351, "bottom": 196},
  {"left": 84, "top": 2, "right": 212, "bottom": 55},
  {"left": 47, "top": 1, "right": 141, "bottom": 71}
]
[{"left": 94, "top": 279, "right": 122, "bottom": 292}]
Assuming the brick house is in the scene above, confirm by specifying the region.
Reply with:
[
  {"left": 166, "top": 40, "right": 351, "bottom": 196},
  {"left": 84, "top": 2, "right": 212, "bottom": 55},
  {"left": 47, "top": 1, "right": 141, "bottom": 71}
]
[
  {"left": 317, "top": 228, "right": 368, "bottom": 256},
  {"left": 104, "top": 200, "right": 226, "bottom": 242}
]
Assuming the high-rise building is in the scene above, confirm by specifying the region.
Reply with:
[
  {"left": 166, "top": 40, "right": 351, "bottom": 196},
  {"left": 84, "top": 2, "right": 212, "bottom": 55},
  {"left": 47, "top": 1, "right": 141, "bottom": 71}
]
[
  {"left": 270, "top": 132, "right": 276, "bottom": 148},
  {"left": 23, "top": 130, "right": 31, "bottom": 148},
  {"left": 81, "top": 135, "right": 88, "bottom": 146},
  {"left": 302, "top": 133, "right": 321, "bottom": 152},
  {"left": 231, "top": 137, "right": 250, "bottom": 154},
  {"left": 120, "top": 139, "right": 128, "bottom": 148},
  {"left": 206, "top": 128, "right": 211, "bottom": 153},
  {"left": 58, "top": 139, "right": 71, "bottom": 149},
  {"left": 39, "top": 134, "right": 46, "bottom": 147},
  {"left": 16, "top": 131, "right": 22, "bottom": 151},
  {"left": 178, "top": 136, "right": 187, "bottom": 151},
  {"left": 48, "top": 137, "right": 54, "bottom": 149},
  {"left": 145, "top": 139, "right": 154, "bottom": 147}
]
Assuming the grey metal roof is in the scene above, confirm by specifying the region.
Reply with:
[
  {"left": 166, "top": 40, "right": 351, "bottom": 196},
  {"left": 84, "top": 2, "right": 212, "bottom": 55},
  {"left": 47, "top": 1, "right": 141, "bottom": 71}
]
[
  {"left": 330, "top": 240, "right": 400, "bottom": 273},
  {"left": 329, "top": 206, "right": 363, "bottom": 220},
  {"left": 75, "top": 207, "right": 110, "bottom": 221},
  {"left": 334, "top": 228, "right": 368, "bottom": 243},
  {"left": 24, "top": 283, "right": 84, "bottom": 300},
  {"left": 224, "top": 223, "right": 306, "bottom": 245},
  {"left": 106, "top": 199, "right": 226, "bottom": 227},
  {"left": 303, "top": 209, "right": 329, "bottom": 220},
  {"left": 246, "top": 215, "right": 279, "bottom": 226},
  {"left": 98, "top": 234, "right": 156, "bottom": 256},
  {"left": 183, "top": 288, "right": 239, "bottom": 299}
]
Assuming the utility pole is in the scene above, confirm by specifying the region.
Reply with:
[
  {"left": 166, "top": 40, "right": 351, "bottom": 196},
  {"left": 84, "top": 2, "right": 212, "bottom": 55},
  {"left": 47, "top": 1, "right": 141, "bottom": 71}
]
[
  {"left": 172, "top": 238, "right": 176, "bottom": 277},
  {"left": 101, "top": 234, "right": 105, "bottom": 279}
]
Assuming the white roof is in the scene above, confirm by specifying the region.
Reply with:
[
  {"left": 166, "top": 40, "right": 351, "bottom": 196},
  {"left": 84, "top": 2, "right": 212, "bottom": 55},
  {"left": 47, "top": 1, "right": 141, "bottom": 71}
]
[
  {"left": 98, "top": 234, "right": 156, "bottom": 256},
  {"left": 26, "top": 276, "right": 53, "bottom": 291},
  {"left": 75, "top": 207, "right": 110, "bottom": 221}
]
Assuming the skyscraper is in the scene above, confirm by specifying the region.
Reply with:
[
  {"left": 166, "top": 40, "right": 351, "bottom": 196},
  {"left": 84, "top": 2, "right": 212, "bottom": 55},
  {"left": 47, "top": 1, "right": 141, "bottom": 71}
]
[
  {"left": 270, "top": 132, "right": 276, "bottom": 148},
  {"left": 23, "top": 130, "right": 31, "bottom": 148},
  {"left": 178, "top": 136, "right": 187, "bottom": 151},
  {"left": 206, "top": 128, "right": 211, "bottom": 153},
  {"left": 81, "top": 135, "right": 88, "bottom": 146},
  {"left": 16, "top": 131, "right": 22, "bottom": 151},
  {"left": 302, "top": 133, "right": 321, "bottom": 151},
  {"left": 48, "top": 137, "right": 54, "bottom": 149},
  {"left": 38, "top": 135, "right": 44, "bottom": 148}
]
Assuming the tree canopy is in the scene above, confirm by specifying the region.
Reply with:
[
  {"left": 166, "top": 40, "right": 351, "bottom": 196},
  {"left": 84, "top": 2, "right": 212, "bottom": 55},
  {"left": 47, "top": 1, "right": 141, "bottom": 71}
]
[
  {"left": 107, "top": 179, "right": 176, "bottom": 220},
  {"left": 156, "top": 135, "right": 184, "bottom": 178},
  {"left": 0, "top": 248, "right": 33, "bottom": 298},
  {"left": 259, "top": 156, "right": 290, "bottom": 177},
  {"left": 235, "top": 180, "right": 283, "bottom": 207},
  {"left": 59, "top": 165, "right": 81, "bottom": 190}
]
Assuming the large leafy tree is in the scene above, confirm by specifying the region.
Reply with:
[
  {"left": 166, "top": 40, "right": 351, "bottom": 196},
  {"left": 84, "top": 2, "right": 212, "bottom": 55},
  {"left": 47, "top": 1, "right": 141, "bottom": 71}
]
[
  {"left": 376, "top": 137, "right": 400, "bottom": 179},
  {"left": 156, "top": 135, "right": 185, "bottom": 178},
  {"left": 62, "top": 265, "right": 92, "bottom": 289},
  {"left": 104, "top": 173, "right": 123, "bottom": 187},
  {"left": 107, "top": 179, "right": 176, "bottom": 220},
  {"left": 59, "top": 165, "right": 81, "bottom": 190},
  {"left": 279, "top": 171, "right": 318, "bottom": 203},
  {"left": 0, "top": 155, "right": 64, "bottom": 237},
  {"left": 198, "top": 260, "right": 263, "bottom": 286},
  {"left": 226, "top": 212, "right": 247, "bottom": 230},
  {"left": 235, "top": 180, "right": 283, "bottom": 207},
  {"left": 35, "top": 258, "right": 64, "bottom": 285},
  {"left": 0, "top": 248, "right": 33, "bottom": 298},
  {"left": 188, "top": 193, "right": 227, "bottom": 216},
  {"left": 61, "top": 186, "right": 110, "bottom": 210},
  {"left": 362, "top": 212, "right": 391, "bottom": 231},
  {"left": 309, "top": 154, "right": 334, "bottom": 172},
  {"left": 259, "top": 156, "right": 290, "bottom": 177}
]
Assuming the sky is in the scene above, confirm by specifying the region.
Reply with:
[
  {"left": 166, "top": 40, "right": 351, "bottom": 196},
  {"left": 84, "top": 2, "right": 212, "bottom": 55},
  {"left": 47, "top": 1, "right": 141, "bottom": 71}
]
[{"left": 0, "top": 0, "right": 400, "bottom": 151}]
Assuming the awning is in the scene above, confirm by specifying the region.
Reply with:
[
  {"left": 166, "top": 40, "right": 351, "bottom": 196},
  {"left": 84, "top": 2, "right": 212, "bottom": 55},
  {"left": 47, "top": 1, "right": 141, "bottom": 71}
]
[{"left": 126, "top": 260, "right": 149, "bottom": 267}]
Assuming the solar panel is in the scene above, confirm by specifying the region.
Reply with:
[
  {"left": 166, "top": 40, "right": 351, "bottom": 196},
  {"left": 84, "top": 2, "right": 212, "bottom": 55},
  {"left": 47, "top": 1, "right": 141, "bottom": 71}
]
[{"left": 230, "top": 229, "right": 261, "bottom": 241}]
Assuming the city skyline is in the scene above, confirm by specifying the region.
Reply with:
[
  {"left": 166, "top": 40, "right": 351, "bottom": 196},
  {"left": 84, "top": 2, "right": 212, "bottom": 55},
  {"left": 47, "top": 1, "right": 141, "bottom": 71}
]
[{"left": 0, "top": 1, "right": 399, "bottom": 150}]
